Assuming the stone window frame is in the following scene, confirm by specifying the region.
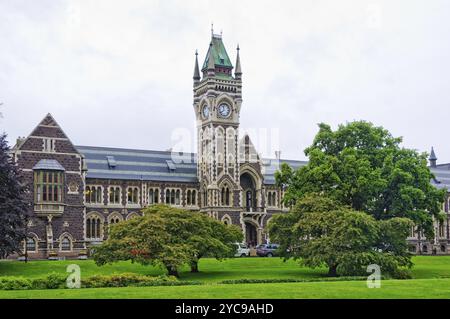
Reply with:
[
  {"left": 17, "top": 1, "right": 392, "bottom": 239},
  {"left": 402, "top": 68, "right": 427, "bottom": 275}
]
[
  {"left": 164, "top": 187, "right": 182, "bottom": 206},
  {"left": 24, "top": 233, "right": 39, "bottom": 253},
  {"left": 58, "top": 232, "right": 74, "bottom": 252},
  {"left": 221, "top": 214, "right": 232, "bottom": 225},
  {"left": 126, "top": 186, "right": 140, "bottom": 206},
  {"left": 86, "top": 212, "right": 105, "bottom": 241},
  {"left": 42, "top": 138, "right": 56, "bottom": 153},
  {"left": 186, "top": 189, "right": 198, "bottom": 207},
  {"left": 148, "top": 187, "right": 160, "bottom": 205},
  {"left": 266, "top": 190, "right": 277, "bottom": 208},
  {"left": 108, "top": 185, "right": 122, "bottom": 205},
  {"left": 108, "top": 211, "right": 123, "bottom": 226},
  {"left": 34, "top": 170, "right": 64, "bottom": 204},
  {"left": 85, "top": 185, "right": 104, "bottom": 205}
]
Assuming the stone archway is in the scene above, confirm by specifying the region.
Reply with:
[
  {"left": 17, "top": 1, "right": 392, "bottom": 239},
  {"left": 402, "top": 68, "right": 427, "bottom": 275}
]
[{"left": 245, "top": 221, "right": 258, "bottom": 248}]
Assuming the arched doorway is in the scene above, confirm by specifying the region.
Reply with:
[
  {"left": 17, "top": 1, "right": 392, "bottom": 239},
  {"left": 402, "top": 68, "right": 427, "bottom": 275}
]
[
  {"left": 245, "top": 221, "right": 258, "bottom": 248},
  {"left": 240, "top": 172, "right": 256, "bottom": 212}
]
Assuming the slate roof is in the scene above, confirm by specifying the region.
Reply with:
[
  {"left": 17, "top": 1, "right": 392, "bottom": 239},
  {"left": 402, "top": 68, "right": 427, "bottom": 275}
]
[
  {"left": 76, "top": 145, "right": 450, "bottom": 191},
  {"left": 262, "top": 159, "right": 308, "bottom": 185},
  {"left": 76, "top": 145, "right": 308, "bottom": 185},
  {"left": 431, "top": 166, "right": 450, "bottom": 191},
  {"left": 33, "top": 159, "right": 65, "bottom": 171},
  {"left": 76, "top": 146, "right": 198, "bottom": 183}
]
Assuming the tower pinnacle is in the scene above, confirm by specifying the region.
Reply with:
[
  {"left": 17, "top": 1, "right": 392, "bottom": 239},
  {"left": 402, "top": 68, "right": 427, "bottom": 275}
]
[
  {"left": 235, "top": 44, "right": 242, "bottom": 80},
  {"left": 193, "top": 50, "right": 200, "bottom": 83}
]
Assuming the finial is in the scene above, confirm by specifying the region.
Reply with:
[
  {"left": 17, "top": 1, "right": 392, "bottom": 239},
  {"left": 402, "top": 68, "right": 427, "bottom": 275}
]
[
  {"left": 195, "top": 49, "right": 198, "bottom": 56},
  {"left": 211, "top": 23, "right": 214, "bottom": 36},
  {"left": 237, "top": 44, "right": 240, "bottom": 51}
]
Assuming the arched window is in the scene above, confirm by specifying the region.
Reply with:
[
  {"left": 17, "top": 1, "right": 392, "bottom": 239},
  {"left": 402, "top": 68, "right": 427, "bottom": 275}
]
[
  {"left": 127, "top": 187, "right": 139, "bottom": 204},
  {"left": 221, "top": 214, "right": 232, "bottom": 225},
  {"left": 60, "top": 237, "right": 71, "bottom": 251},
  {"left": 187, "top": 190, "right": 192, "bottom": 205},
  {"left": 109, "top": 186, "right": 121, "bottom": 204},
  {"left": 165, "top": 189, "right": 170, "bottom": 204},
  {"left": 422, "top": 245, "right": 428, "bottom": 253},
  {"left": 86, "top": 185, "right": 103, "bottom": 204},
  {"left": 191, "top": 190, "right": 196, "bottom": 205},
  {"left": 110, "top": 217, "right": 121, "bottom": 224},
  {"left": 171, "top": 190, "right": 175, "bottom": 205},
  {"left": 221, "top": 187, "right": 230, "bottom": 206},
  {"left": 439, "top": 222, "right": 445, "bottom": 238},
  {"left": 26, "top": 237, "right": 37, "bottom": 252},
  {"left": 86, "top": 214, "right": 103, "bottom": 240},
  {"left": 441, "top": 245, "right": 446, "bottom": 253},
  {"left": 148, "top": 188, "right": 159, "bottom": 204},
  {"left": 175, "top": 190, "right": 181, "bottom": 205}
]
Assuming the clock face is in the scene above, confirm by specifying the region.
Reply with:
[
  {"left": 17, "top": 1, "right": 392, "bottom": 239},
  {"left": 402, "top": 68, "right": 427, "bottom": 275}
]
[
  {"left": 218, "top": 103, "right": 231, "bottom": 118},
  {"left": 202, "top": 105, "right": 209, "bottom": 118}
]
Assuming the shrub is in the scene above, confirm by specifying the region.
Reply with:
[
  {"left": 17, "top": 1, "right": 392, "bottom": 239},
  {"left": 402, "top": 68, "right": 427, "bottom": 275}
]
[
  {"left": 0, "top": 277, "right": 32, "bottom": 290},
  {"left": 81, "top": 273, "right": 186, "bottom": 288},
  {"left": 219, "top": 277, "right": 369, "bottom": 285},
  {"left": 30, "top": 273, "right": 66, "bottom": 290}
]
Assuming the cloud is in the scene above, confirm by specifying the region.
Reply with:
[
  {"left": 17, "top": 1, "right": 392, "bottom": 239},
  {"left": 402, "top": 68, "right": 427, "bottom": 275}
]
[{"left": 1, "top": 0, "right": 450, "bottom": 162}]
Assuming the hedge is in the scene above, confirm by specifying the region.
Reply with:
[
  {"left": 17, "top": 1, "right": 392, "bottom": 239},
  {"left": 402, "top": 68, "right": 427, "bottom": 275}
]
[{"left": 0, "top": 273, "right": 202, "bottom": 290}]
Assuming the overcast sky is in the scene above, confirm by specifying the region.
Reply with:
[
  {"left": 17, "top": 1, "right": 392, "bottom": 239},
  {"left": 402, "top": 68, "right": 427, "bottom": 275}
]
[{"left": 1, "top": 0, "right": 450, "bottom": 162}]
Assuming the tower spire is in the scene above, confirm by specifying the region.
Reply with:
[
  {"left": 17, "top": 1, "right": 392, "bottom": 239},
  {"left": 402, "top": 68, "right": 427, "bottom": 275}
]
[
  {"left": 429, "top": 147, "right": 437, "bottom": 168},
  {"left": 193, "top": 50, "right": 200, "bottom": 83},
  {"left": 235, "top": 44, "right": 242, "bottom": 80}
]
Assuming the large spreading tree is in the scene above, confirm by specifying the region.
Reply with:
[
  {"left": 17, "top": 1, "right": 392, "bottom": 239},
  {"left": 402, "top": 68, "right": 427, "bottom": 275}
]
[
  {"left": 269, "top": 194, "right": 413, "bottom": 277},
  {"left": 271, "top": 121, "right": 445, "bottom": 276},
  {"left": 275, "top": 121, "right": 446, "bottom": 239},
  {"left": 93, "top": 204, "right": 242, "bottom": 277},
  {"left": 0, "top": 133, "right": 30, "bottom": 259}
]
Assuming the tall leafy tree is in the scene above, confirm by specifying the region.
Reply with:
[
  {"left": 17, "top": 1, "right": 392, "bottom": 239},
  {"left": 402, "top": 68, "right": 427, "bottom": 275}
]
[
  {"left": 0, "top": 133, "right": 30, "bottom": 258},
  {"left": 275, "top": 121, "right": 446, "bottom": 238}
]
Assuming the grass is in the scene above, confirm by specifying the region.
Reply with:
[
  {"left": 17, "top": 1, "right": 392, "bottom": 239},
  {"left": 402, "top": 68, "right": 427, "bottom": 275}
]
[
  {"left": 0, "top": 279, "right": 449, "bottom": 299},
  {"left": 0, "top": 256, "right": 449, "bottom": 298}
]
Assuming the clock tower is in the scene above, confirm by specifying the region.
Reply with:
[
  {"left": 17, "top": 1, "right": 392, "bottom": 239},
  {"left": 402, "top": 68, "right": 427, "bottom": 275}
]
[{"left": 193, "top": 32, "right": 243, "bottom": 216}]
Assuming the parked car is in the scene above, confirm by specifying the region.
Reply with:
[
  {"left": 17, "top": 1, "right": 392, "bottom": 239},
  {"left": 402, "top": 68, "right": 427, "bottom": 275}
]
[
  {"left": 234, "top": 243, "right": 250, "bottom": 257},
  {"left": 256, "top": 244, "right": 280, "bottom": 257}
]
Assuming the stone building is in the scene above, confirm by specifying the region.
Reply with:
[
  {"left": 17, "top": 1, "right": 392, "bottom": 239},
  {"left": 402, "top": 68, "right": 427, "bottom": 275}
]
[{"left": 9, "top": 33, "right": 450, "bottom": 259}]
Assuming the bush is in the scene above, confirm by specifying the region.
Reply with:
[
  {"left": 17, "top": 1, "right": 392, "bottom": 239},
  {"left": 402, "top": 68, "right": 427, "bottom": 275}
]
[
  {"left": 81, "top": 273, "right": 188, "bottom": 288},
  {"left": 0, "top": 277, "right": 32, "bottom": 290},
  {"left": 30, "top": 273, "right": 67, "bottom": 290},
  {"left": 220, "top": 277, "right": 369, "bottom": 285}
]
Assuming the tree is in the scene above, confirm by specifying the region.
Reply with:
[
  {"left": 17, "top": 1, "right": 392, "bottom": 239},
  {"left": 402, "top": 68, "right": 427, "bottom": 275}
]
[
  {"left": 269, "top": 194, "right": 413, "bottom": 277},
  {"left": 93, "top": 212, "right": 191, "bottom": 277},
  {"left": 93, "top": 204, "right": 242, "bottom": 276},
  {"left": 141, "top": 205, "right": 242, "bottom": 273},
  {"left": 0, "top": 133, "right": 30, "bottom": 258},
  {"left": 275, "top": 121, "right": 446, "bottom": 239}
]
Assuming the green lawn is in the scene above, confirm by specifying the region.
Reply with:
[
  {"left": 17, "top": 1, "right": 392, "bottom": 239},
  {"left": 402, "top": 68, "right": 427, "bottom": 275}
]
[
  {"left": 1, "top": 256, "right": 449, "bottom": 298},
  {"left": 0, "top": 279, "right": 449, "bottom": 299}
]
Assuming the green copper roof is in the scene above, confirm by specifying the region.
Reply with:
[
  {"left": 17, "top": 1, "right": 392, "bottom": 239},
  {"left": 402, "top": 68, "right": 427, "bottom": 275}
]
[{"left": 202, "top": 35, "right": 233, "bottom": 70}]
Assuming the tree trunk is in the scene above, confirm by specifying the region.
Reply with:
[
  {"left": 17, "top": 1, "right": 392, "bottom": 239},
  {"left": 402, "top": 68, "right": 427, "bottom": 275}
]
[
  {"left": 328, "top": 264, "right": 338, "bottom": 277},
  {"left": 166, "top": 266, "right": 179, "bottom": 277},
  {"left": 190, "top": 261, "right": 199, "bottom": 273}
]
